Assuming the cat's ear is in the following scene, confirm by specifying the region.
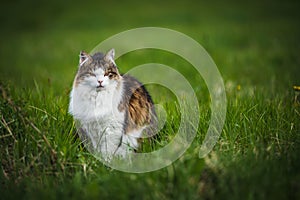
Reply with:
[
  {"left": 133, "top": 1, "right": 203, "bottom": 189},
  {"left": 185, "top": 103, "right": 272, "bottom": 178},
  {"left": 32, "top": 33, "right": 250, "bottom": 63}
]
[
  {"left": 79, "top": 51, "right": 91, "bottom": 67},
  {"left": 104, "top": 48, "right": 115, "bottom": 62}
]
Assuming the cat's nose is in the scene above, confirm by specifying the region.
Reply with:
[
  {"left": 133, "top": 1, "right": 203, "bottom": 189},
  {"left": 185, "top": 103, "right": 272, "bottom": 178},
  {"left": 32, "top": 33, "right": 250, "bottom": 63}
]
[{"left": 98, "top": 80, "right": 103, "bottom": 86}]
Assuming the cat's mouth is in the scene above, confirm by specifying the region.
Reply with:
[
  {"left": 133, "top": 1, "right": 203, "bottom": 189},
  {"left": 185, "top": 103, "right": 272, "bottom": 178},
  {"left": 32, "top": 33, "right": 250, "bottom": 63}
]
[{"left": 96, "top": 85, "right": 104, "bottom": 91}]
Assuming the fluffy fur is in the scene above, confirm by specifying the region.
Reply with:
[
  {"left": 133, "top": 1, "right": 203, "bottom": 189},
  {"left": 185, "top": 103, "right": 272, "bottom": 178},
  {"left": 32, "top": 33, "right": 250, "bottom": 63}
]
[{"left": 69, "top": 49, "right": 156, "bottom": 161}]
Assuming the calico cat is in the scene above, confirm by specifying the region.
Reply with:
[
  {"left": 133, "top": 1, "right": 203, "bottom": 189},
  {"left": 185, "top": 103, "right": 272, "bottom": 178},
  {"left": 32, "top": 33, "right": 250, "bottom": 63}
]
[{"left": 69, "top": 49, "right": 157, "bottom": 161}]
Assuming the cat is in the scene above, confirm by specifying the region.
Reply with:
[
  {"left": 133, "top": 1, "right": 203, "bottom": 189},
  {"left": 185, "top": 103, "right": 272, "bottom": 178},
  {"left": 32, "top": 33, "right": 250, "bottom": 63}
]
[{"left": 69, "top": 49, "right": 157, "bottom": 161}]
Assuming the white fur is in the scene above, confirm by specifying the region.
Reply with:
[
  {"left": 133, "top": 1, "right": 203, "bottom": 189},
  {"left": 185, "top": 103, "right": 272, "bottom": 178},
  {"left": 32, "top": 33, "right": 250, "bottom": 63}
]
[
  {"left": 123, "top": 128, "right": 145, "bottom": 149},
  {"left": 69, "top": 68, "right": 139, "bottom": 160}
]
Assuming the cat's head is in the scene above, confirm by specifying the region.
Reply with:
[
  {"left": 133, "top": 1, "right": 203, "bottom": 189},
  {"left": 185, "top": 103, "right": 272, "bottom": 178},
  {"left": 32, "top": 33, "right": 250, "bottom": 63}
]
[{"left": 74, "top": 49, "right": 121, "bottom": 91}]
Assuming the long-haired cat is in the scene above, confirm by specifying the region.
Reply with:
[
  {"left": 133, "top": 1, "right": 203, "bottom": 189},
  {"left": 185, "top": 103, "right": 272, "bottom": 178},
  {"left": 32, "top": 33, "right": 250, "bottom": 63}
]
[{"left": 69, "top": 49, "right": 157, "bottom": 161}]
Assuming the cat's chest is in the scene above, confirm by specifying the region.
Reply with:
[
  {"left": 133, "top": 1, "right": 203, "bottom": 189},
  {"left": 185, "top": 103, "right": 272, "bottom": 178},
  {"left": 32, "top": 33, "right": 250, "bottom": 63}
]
[
  {"left": 72, "top": 86, "right": 124, "bottom": 122},
  {"left": 94, "top": 89, "right": 120, "bottom": 116}
]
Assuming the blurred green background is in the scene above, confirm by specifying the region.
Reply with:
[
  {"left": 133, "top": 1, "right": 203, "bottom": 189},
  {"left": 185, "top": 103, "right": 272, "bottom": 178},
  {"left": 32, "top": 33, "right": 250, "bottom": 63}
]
[{"left": 1, "top": 0, "right": 299, "bottom": 91}]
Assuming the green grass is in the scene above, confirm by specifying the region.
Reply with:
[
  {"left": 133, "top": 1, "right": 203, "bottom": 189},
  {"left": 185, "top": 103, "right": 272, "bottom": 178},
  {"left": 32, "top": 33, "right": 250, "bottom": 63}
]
[{"left": 1, "top": 0, "right": 300, "bottom": 199}]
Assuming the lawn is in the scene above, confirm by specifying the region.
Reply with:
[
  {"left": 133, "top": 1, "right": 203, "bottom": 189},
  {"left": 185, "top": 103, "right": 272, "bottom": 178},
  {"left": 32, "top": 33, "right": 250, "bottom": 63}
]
[{"left": 1, "top": 0, "right": 300, "bottom": 199}]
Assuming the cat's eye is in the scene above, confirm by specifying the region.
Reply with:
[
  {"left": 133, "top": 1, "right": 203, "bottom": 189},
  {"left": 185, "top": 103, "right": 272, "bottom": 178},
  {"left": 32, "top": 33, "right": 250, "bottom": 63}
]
[
  {"left": 88, "top": 72, "right": 96, "bottom": 77},
  {"left": 108, "top": 73, "right": 114, "bottom": 78},
  {"left": 106, "top": 72, "right": 116, "bottom": 79}
]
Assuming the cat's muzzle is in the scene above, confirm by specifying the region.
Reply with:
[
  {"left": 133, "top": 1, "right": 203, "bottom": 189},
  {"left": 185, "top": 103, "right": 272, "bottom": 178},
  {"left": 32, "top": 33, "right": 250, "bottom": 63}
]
[{"left": 96, "top": 85, "right": 104, "bottom": 92}]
